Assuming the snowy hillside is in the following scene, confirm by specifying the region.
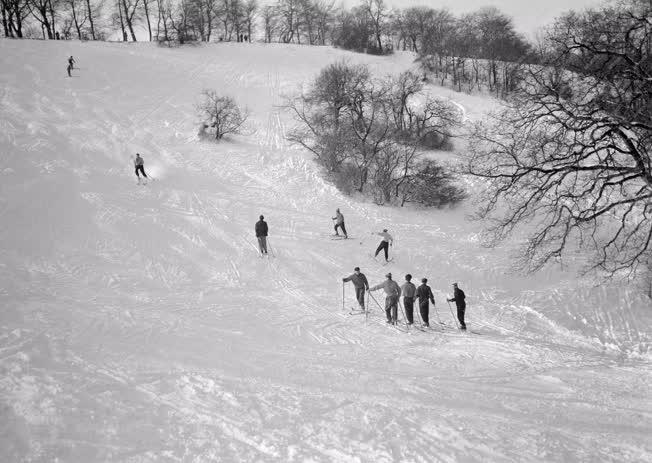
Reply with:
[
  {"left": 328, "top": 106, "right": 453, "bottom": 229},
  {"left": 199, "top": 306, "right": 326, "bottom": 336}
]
[{"left": 0, "top": 40, "right": 650, "bottom": 462}]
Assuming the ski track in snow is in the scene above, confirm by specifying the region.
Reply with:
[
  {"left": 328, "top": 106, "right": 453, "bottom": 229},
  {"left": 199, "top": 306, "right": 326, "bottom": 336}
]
[{"left": 0, "top": 40, "right": 651, "bottom": 462}]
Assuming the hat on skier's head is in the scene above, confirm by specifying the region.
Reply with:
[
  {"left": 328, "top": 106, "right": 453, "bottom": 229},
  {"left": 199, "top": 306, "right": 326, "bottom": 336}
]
[
  {"left": 422, "top": 278, "right": 427, "bottom": 283},
  {"left": 452, "top": 282, "right": 458, "bottom": 287},
  {"left": 354, "top": 267, "right": 360, "bottom": 272},
  {"left": 385, "top": 272, "right": 392, "bottom": 279},
  {"left": 405, "top": 274, "right": 412, "bottom": 281},
  {"left": 259, "top": 215, "right": 264, "bottom": 220}
]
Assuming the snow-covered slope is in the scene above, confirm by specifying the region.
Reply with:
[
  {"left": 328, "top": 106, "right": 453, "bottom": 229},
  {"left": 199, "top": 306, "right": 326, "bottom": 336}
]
[{"left": 0, "top": 40, "right": 650, "bottom": 462}]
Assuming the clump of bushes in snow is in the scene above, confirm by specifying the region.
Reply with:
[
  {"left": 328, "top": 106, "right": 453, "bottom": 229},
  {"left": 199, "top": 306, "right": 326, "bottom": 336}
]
[
  {"left": 197, "top": 91, "right": 249, "bottom": 140},
  {"left": 286, "top": 61, "right": 466, "bottom": 207}
]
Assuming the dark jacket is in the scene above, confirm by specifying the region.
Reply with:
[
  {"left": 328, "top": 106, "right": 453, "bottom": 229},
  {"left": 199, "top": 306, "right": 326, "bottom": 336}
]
[
  {"left": 343, "top": 272, "right": 369, "bottom": 290},
  {"left": 416, "top": 284, "right": 435, "bottom": 305},
  {"left": 255, "top": 220, "right": 268, "bottom": 237},
  {"left": 450, "top": 287, "right": 466, "bottom": 309}
]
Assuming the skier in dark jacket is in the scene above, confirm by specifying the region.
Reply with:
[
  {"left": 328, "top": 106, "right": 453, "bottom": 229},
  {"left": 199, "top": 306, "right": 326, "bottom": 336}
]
[
  {"left": 67, "top": 56, "right": 75, "bottom": 77},
  {"left": 400, "top": 274, "right": 417, "bottom": 325},
  {"left": 415, "top": 278, "right": 435, "bottom": 327},
  {"left": 342, "top": 267, "right": 369, "bottom": 311},
  {"left": 134, "top": 153, "right": 148, "bottom": 182},
  {"left": 255, "top": 215, "right": 268, "bottom": 255},
  {"left": 447, "top": 282, "right": 467, "bottom": 330}
]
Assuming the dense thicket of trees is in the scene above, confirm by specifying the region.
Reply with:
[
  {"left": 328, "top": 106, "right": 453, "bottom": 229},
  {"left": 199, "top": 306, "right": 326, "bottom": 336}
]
[
  {"left": 466, "top": 0, "right": 652, "bottom": 280},
  {"left": 287, "top": 61, "right": 466, "bottom": 206}
]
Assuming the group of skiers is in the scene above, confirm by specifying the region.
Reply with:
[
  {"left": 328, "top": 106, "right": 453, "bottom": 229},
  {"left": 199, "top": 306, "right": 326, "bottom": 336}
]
[
  {"left": 342, "top": 268, "right": 467, "bottom": 330},
  {"left": 128, "top": 154, "right": 467, "bottom": 331},
  {"left": 254, "top": 207, "right": 469, "bottom": 331}
]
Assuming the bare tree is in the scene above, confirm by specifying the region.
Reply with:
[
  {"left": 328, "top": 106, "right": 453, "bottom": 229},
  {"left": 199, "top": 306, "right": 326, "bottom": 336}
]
[
  {"left": 1, "top": 0, "right": 30, "bottom": 37},
  {"left": 466, "top": 0, "right": 652, "bottom": 279},
  {"left": 27, "top": 0, "right": 57, "bottom": 38},
  {"left": 197, "top": 91, "right": 249, "bottom": 140},
  {"left": 140, "top": 0, "right": 153, "bottom": 40},
  {"left": 260, "top": 4, "right": 276, "bottom": 42},
  {"left": 120, "top": 0, "right": 140, "bottom": 41},
  {"left": 314, "top": 0, "right": 334, "bottom": 45},
  {"left": 65, "top": 0, "right": 87, "bottom": 38},
  {"left": 362, "top": 0, "right": 387, "bottom": 53},
  {"left": 287, "top": 61, "right": 465, "bottom": 204},
  {"left": 83, "top": 0, "right": 95, "bottom": 38},
  {"left": 277, "top": 0, "right": 299, "bottom": 43},
  {"left": 242, "top": 0, "right": 256, "bottom": 41}
]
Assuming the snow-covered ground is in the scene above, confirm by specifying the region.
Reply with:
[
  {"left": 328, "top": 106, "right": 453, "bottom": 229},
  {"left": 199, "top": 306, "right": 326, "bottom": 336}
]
[{"left": 0, "top": 40, "right": 650, "bottom": 462}]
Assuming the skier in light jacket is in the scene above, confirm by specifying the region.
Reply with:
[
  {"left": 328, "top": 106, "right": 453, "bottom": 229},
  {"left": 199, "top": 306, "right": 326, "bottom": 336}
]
[
  {"left": 134, "top": 153, "right": 148, "bottom": 182},
  {"left": 369, "top": 272, "right": 401, "bottom": 324},
  {"left": 373, "top": 229, "right": 393, "bottom": 262},
  {"left": 400, "top": 274, "right": 417, "bottom": 325},
  {"left": 332, "top": 208, "right": 348, "bottom": 238},
  {"left": 342, "top": 267, "right": 369, "bottom": 311}
]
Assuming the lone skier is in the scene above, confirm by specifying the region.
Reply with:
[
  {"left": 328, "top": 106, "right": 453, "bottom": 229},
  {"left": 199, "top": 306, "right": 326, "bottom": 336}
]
[
  {"left": 447, "top": 282, "right": 467, "bottom": 330},
  {"left": 134, "top": 153, "right": 148, "bottom": 182},
  {"left": 400, "top": 274, "right": 417, "bottom": 325},
  {"left": 255, "top": 215, "right": 268, "bottom": 255},
  {"left": 332, "top": 208, "right": 348, "bottom": 238},
  {"left": 416, "top": 278, "right": 435, "bottom": 327},
  {"left": 373, "top": 229, "right": 393, "bottom": 262},
  {"left": 68, "top": 56, "right": 75, "bottom": 70},
  {"left": 369, "top": 272, "right": 401, "bottom": 324},
  {"left": 342, "top": 267, "right": 369, "bottom": 311}
]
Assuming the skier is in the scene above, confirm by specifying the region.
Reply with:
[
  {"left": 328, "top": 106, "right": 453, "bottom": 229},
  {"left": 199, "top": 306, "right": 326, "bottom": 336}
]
[
  {"left": 342, "top": 267, "right": 369, "bottom": 311},
  {"left": 447, "top": 282, "right": 467, "bottom": 330},
  {"left": 373, "top": 229, "right": 393, "bottom": 262},
  {"left": 134, "top": 153, "right": 148, "bottom": 182},
  {"left": 400, "top": 274, "right": 417, "bottom": 325},
  {"left": 332, "top": 208, "right": 348, "bottom": 238},
  {"left": 68, "top": 56, "right": 75, "bottom": 70},
  {"left": 415, "top": 278, "right": 435, "bottom": 327},
  {"left": 255, "top": 215, "right": 268, "bottom": 255},
  {"left": 369, "top": 272, "right": 401, "bottom": 324}
]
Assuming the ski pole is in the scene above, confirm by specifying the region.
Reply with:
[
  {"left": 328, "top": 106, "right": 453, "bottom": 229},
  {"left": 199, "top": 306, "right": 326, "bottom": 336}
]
[
  {"left": 447, "top": 300, "right": 461, "bottom": 330},
  {"left": 433, "top": 300, "right": 444, "bottom": 331},
  {"left": 398, "top": 298, "right": 409, "bottom": 331},
  {"left": 267, "top": 237, "right": 276, "bottom": 257},
  {"left": 415, "top": 298, "right": 424, "bottom": 327},
  {"left": 342, "top": 281, "right": 345, "bottom": 312},
  {"left": 365, "top": 290, "right": 369, "bottom": 323},
  {"left": 368, "top": 291, "right": 384, "bottom": 312}
]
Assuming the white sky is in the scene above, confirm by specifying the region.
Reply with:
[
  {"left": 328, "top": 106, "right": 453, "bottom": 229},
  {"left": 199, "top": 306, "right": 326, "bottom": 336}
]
[{"left": 373, "top": 0, "right": 608, "bottom": 38}]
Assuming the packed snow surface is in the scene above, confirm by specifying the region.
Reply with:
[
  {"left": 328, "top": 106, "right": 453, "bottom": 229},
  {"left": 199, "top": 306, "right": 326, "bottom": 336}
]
[{"left": 0, "top": 40, "right": 650, "bottom": 462}]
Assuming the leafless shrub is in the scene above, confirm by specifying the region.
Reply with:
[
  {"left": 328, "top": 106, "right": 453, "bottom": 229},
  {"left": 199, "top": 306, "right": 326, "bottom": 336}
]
[{"left": 197, "top": 90, "right": 249, "bottom": 140}]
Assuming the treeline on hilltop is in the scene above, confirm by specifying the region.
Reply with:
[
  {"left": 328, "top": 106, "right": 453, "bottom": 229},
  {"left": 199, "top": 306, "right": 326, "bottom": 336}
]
[
  {"left": 1, "top": 0, "right": 532, "bottom": 96},
  {"left": 1, "top": 0, "right": 528, "bottom": 57}
]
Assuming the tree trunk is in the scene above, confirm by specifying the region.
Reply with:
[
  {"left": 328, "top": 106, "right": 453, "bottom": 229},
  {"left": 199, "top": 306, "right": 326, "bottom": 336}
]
[
  {"left": 1, "top": 3, "right": 10, "bottom": 37},
  {"left": 117, "top": 0, "right": 127, "bottom": 41},
  {"left": 143, "top": 0, "right": 152, "bottom": 41},
  {"left": 48, "top": 0, "right": 55, "bottom": 39},
  {"left": 121, "top": 0, "right": 137, "bottom": 41},
  {"left": 85, "top": 0, "right": 95, "bottom": 39},
  {"left": 71, "top": 1, "right": 82, "bottom": 39}
]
